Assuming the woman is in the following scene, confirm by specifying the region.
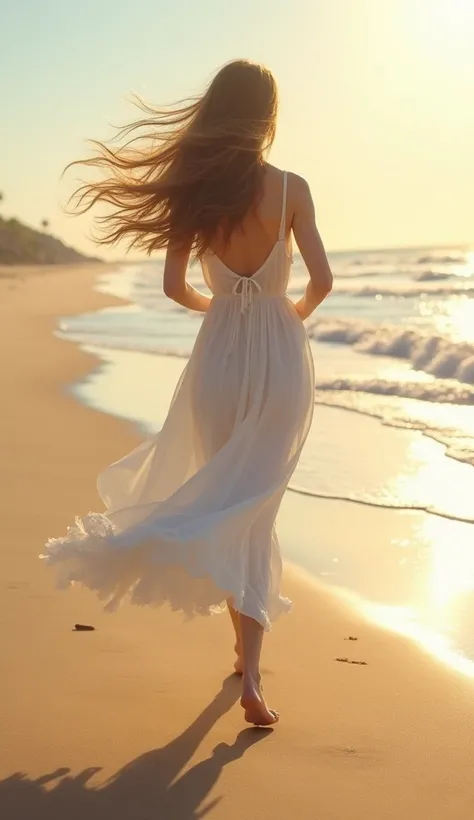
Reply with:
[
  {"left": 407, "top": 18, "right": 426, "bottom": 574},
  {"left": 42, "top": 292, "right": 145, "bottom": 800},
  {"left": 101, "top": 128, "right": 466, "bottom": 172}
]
[{"left": 43, "top": 59, "right": 333, "bottom": 726}]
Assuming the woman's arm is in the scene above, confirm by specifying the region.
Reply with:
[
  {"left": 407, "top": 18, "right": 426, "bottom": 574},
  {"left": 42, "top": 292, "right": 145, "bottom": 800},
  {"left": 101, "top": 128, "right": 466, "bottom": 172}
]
[
  {"left": 290, "top": 175, "right": 333, "bottom": 320},
  {"left": 163, "top": 241, "right": 212, "bottom": 312}
]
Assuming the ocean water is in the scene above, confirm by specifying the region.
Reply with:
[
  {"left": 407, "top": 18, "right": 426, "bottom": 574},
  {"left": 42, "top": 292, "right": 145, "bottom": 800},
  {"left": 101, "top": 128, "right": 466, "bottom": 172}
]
[{"left": 58, "top": 245, "right": 474, "bottom": 671}]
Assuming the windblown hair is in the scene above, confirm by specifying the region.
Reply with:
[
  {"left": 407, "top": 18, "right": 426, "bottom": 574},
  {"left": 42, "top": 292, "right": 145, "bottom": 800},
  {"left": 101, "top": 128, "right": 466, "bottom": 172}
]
[{"left": 67, "top": 60, "right": 278, "bottom": 258}]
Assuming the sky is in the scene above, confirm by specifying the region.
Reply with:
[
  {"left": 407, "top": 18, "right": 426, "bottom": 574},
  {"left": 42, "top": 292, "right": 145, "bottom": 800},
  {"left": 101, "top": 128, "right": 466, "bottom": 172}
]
[{"left": 1, "top": 0, "right": 473, "bottom": 257}]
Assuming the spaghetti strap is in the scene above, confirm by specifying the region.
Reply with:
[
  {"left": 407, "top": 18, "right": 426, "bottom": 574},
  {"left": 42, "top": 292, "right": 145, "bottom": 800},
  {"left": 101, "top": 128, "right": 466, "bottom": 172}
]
[{"left": 278, "top": 171, "right": 288, "bottom": 241}]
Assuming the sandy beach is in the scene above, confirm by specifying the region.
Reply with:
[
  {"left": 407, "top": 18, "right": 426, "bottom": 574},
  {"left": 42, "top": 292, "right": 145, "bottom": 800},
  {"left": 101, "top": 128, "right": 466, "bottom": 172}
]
[{"left": 2, "top": 264, "right": 474, "bottom": 819}]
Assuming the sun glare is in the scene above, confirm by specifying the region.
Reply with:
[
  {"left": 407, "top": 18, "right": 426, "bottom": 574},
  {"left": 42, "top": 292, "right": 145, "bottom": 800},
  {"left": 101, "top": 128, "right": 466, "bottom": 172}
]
[{"left": 416, "top": 0, "right": 474, "bottom": 39}]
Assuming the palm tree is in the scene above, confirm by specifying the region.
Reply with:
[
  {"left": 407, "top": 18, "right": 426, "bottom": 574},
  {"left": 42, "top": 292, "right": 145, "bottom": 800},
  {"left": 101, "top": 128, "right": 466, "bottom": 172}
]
[{"left": 41, "top": 218, "right": 50, "bottom": 232}]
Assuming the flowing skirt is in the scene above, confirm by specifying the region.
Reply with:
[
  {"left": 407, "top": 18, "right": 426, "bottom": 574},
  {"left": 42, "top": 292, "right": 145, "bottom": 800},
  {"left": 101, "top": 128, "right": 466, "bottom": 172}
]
[{"left": 42, "top": 296, "right": 314, "bottom": 629}]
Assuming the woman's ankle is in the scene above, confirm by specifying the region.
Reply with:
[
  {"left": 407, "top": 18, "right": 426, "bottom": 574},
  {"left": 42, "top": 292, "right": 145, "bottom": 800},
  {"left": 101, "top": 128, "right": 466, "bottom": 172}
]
[{"left": 242, "top": 671, "right": 261, "bottom": 691}]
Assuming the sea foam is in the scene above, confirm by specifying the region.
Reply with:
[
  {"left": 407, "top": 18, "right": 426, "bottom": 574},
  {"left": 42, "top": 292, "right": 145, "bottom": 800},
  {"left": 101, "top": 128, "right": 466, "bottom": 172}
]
[{"left": 308, "top": 318, "right": 474, "bottom": 385}]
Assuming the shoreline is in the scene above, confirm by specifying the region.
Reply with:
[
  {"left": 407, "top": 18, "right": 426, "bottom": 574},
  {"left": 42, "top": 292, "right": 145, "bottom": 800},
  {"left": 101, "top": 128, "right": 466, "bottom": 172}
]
[
  {"left": 67, "top": 341, "right": 474, "bottom": 526},
  {"left": 2, "top": 264, "right": 474, "bottom": 817},
  {"left": 52, "top": 276, "right": 474, "bottom": 672}
]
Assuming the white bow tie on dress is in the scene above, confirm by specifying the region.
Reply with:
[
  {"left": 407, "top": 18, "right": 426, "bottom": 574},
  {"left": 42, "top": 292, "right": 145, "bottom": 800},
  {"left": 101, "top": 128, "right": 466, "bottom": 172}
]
[{"left": 232, "top": 276, "right": 263, "bottom": 313}]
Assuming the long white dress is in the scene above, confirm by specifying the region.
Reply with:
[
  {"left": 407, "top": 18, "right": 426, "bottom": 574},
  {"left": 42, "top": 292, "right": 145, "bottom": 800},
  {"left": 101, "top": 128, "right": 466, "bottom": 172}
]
[{"left": 42, "top": 172, "right": 315, "bottom": 630}]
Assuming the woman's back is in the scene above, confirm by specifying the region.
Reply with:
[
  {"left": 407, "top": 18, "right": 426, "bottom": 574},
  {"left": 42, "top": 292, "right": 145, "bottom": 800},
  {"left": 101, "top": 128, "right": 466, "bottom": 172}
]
[
  {"left": 201, "top": 167, "right": 291, "bottom": 306},
  {"left": 208, "top": 165, "right": 291, "bottom": 278}
]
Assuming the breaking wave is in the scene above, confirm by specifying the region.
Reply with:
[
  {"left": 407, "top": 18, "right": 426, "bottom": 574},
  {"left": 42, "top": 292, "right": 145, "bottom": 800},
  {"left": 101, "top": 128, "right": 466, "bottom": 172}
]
[
  {"left": 332, "top": 282, "right": 474, "bottom": 298},
  {"left": 414, "top": 270, "right": 454, "bottom": 282},
  {"left": 417, "top": 254, "right": 466, "bottom": 265},
  {"left": 308, "top": 318, "right": 474, "bottom": 385},
  {"left": 315, "top": 376, "right": 474, "bottom": 404}
]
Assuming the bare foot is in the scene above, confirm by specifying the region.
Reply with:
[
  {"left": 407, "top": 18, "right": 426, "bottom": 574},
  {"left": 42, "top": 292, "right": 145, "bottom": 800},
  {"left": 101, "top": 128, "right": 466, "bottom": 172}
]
[{"left": 240, "top": 680, "right": 279, "bottom": 726}]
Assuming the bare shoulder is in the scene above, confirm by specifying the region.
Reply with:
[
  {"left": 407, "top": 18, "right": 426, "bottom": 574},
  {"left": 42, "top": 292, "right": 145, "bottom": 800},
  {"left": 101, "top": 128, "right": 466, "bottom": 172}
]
[
  {"left": 264, "top": 165, "right": 313, "bottom": 220},
  {"left": 265, "top": 164, "right": 309, "bottom": 195},
  {"left": 285, "top": 173, "right": 314, "bottom": 225},
  {"left": 286, "top": 172, "right": 312, "bottom": 202},
  {"left": 265, "top": 164, "right": 306, "bottom": 186}
]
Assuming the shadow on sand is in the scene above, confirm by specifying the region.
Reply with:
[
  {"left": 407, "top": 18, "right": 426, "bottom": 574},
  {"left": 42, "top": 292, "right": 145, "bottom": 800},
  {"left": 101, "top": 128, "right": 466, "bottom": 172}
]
[{"left": 0, "top": 675, "right": 272, "bottom": 820}]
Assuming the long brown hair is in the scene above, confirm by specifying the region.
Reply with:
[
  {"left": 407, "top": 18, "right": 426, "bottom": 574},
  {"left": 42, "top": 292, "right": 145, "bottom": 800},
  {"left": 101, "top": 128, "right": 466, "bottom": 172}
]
[{"left": 67, "top": 60, "right": 278, "bottom": 258}]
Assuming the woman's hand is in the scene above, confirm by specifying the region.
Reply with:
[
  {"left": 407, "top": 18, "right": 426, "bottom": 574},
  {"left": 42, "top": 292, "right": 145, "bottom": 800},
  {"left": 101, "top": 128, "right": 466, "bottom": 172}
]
[{"left": 293, "top": 281, "right": 330, "bottom": 321}]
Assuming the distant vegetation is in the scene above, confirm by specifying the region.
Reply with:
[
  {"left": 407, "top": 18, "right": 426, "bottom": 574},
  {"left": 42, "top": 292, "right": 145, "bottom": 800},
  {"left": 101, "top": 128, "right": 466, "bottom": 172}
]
[{"left": 0, "top": 191, "right": 101, "bottom": 265}]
